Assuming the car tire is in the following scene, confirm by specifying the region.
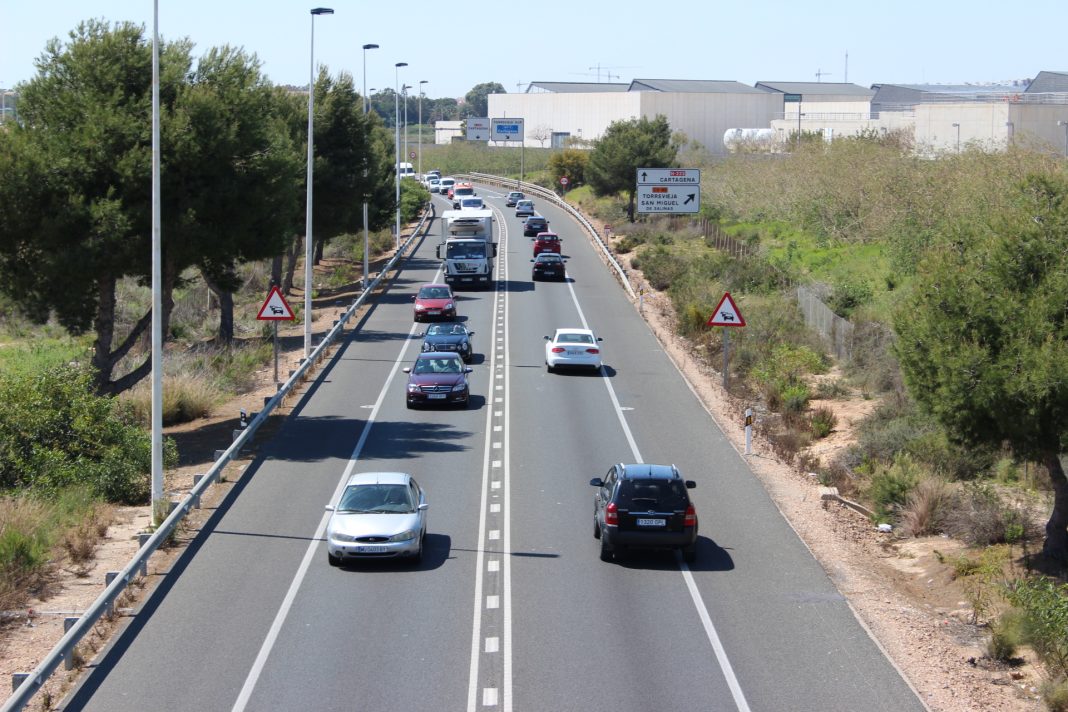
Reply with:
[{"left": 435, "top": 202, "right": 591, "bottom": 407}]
[
  {"left": 413, "top": 541, "right": 423, "bottom": 564},
  {"left": 546, "top": 363, "right": 554, "bottom": 373},
  {"left": 599, "top": 538, "right": 613, "bottom": 562},
  {"left": 406, "top": 400, "right": 414, "bottom": 409},
  {"left": 593, "top": 517, "right": 601, "bottom": 539},
  {"left": 682, "top": 543, "right": 697, "bottom": 564},
  {"left": 327, "top": 552, "right": 341, "bottom": 567}
]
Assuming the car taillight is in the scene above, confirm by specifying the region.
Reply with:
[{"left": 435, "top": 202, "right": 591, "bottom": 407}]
[
  {"left": 684, "top": 504, "right": 697, "bottom": 527},
  {"left": 586, "top": 348, "right": 600, "bottom": 354},
  {"left": 551, "top": 347, "right": 565, "bottom": 353},
  {"left": 605, "top": 502, "right": 618, "bottom": 526}
]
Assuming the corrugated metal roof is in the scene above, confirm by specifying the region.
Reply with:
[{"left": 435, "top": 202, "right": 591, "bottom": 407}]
[
  {"left": 627, "top": 79, "right": 765, "bottom": 94},
  {"left": 874, "top": 82, "right": 1018, "bottom": 95},
  {"left": 526, "top": 81, "right": 630, "bottom": 93},
  {"left": 755, "top": 82, "right": 874, "bottom": 97},
  {"left": 1026, "top": 71, "right": 1068, "bottom": 93}
]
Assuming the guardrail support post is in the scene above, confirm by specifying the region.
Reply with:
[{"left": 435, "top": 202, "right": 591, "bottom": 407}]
[
  {"left": 137, "top": 533, "right": 151, "bottom": 576},
  {"left": 64, "top": 618, "right": 78, "bottom": 669},
  {"left": 11, "top": 673, "right": 29, "bottom": 693},
  {"left": 105, "top": 572, "right": 119, "bottom": 615}
]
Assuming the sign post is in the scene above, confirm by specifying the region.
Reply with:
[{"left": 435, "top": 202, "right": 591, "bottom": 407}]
[
  {"left": 706, "top": 292, "right": 746, "bottom": 390},
  {"left": 559, "top": 175, "right": 569, "bottom": 193},
  {"left": 257, "top": 286, "right": 296, "bottom": 385}
]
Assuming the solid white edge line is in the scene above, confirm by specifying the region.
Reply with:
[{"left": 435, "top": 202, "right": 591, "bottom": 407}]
[
  {"left": 231, "top": 266, "right": 440, "bottom": 712},
  {"left": 500, "top": 206, "right": 514, "bottom": 712},
  {"left": 566, "top": 274, "right": 752, "bottom": 712}
]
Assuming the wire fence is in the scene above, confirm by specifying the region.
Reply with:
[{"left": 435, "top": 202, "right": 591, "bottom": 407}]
[{"left": 796, "top": 285, "right": 854, "bottom": 363}]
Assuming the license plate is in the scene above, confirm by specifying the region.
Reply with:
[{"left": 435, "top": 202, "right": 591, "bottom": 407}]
[
  {"left": 428, "top": 393, "right": 446, "bottom": 399},
  {"left": 356, "top": 545, "right": 387, "bottom": 553},
  {"left": 636, "top": 518, "right": 666, "bottom": 527},
  {"left": 567, "top": 349, "right": 585, "bottom": 356},
  {"left": 427, "top": 309, "right": 441, "bottom": 315}
]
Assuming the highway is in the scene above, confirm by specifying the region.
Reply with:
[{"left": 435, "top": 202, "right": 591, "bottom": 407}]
[{"left": 60, "top": 184, "right": 925, "bottom": 711}]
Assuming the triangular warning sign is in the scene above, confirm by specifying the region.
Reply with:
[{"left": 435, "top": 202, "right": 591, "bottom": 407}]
[
  {"left": 706, "top": 292, "right": 746, "bottom": 327},
  {"left": 257, "top": 286, "right": 295, "bottom": 321}
]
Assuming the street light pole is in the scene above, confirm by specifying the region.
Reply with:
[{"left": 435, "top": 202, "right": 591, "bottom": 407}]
[
  {"left": 305, "top": 8, "right": 334, "bottom": 359},
  {"left": 394, "top": 62, "right": 407, "bottom": 250},
  {"left": 361, "top": 43, "right": 378, "bottom": 292},
  {"left": 402, "top": 84, "right": 412, "bottom": 179},
  {"left": 418, "top": 80, "right": 428, "bottom": 177},
  {"left": 150, "top": 0, "right": 163, "bottom": 524},
  {"left": 952, "top": 122, "right": 960, "bottom": 153}
]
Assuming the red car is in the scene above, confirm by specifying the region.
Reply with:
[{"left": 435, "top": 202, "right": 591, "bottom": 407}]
[
  {"left": 413, "top": 283, "right": 456, "bottom": 322},
  {"left": 532, "top": 231, "right": 561, "bottom": 257}
]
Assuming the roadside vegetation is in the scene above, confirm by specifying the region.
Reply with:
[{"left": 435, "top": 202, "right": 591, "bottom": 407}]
[{"left": 566, "top": 119, "right": 1068, "bottom": 707}]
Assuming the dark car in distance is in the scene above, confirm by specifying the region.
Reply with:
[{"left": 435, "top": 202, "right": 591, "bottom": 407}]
[
  {"left": 421, "top": 322, "right": 475, "bottom": 362},
  {"left": 523, "top": 215, "right": 549, "bottom": 237},
  {"left": 531, "top": 253, "right": 566, "bottom": 281},
  {"left": 505, "top": 191, "right": 525, "bottom": 207},
  {"left": 403, "top": 352, "right": 472, "bottom": 408},
  {"left": 590, "top": 463, "right": 698, "bottom": 563}
]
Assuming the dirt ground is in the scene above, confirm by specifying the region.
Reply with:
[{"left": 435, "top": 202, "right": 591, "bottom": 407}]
[{"left": 0, "top": 212, "right": 1049, "bottom": 711}]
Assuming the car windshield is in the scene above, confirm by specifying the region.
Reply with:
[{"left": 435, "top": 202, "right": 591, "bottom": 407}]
[
  {"left": 509, "top": 193, "right": 523, "bottom": 199},
  {"left": 538, "top": 235, "right": 558, "bottom": 242},
  {"left": 557, "top": 332, "right": 594, "bottom": 344},
  {"left": 427, "top": 324, "right": 466, "bottom": 336},
  {"left": 337, "top": 484, "right": 415, "bottom": 513},
  {"left": 517, "top": 201, "right": 532, "bottom": 208},
  {"left": 418, "top": 287, "right": 451, "bottom": 299},
  {"left": 537, "top": 255, "right": 562, "bottom": 263},
  {"left": 617, "top": 480, "right": 689, "bottom": 510},
  {"left": 461, "top": 199, "right": 482, "bottom": 207},
  {"left": 414, "top": 357, "right": 461, "bottom": 374},
  {"left": 446, "top": 243, "right": 487, "bottom": 259}
]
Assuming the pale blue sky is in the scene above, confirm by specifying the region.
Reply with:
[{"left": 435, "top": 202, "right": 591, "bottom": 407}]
[{"left": 2, "top": 0, "right": 1065, "bottom": 99}]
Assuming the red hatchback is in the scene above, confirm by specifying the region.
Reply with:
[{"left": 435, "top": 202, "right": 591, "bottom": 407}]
[
  {"left": 413, "top": 283, "right": 456, "bottom": 322},
  {"left": 532, "top": 231, "right": 561, "bottom": 257}
]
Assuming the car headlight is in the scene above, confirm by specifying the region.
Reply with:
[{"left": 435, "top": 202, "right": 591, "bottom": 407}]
[
  {"left": 407, "top": 384, "right": 420, "bottom": 393},
  {"left": 445, "top": 302, "right": 454, "bottom": 311},
  {"left": 332, "top": 532, "right": 356, "bottom": 542},
  {"left": 422, "top": 342, "right": 432, "bottom": 351},
  {"left": 387, "top": 529, "right": 418, "bottom": 543},
  {"left": 459, "top": 340, "right": 468, "bottom": 350},
  {"left": 452, "top": 381, "right": 467, "bottom": 392}
]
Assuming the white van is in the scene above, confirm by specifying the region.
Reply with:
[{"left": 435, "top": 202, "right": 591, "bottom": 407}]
[{"left": 396, "top": 162, "right": 416, "bottom": 179}]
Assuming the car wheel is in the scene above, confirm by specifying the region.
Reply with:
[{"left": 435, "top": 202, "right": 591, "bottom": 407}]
[
  {"left": 599, "top": 537, "right": 613, "bottom": 562},
  {"left": 406, "top": 400, "right": 415, "bottom": 409},
  {"left": 593, "top": 517, "right": 601, "bottom": 539},
  {"left": 546, "top": 363, "right": 554, "bottom": 373},
  {"left": 327, "top": 552, "right": 341, "bottom": 567},
  {"left": 682, "top": 543, "right": 697, "bottom": 564},
  {"left": 413, "top": 540, "right": 424, "bottom": 564}
]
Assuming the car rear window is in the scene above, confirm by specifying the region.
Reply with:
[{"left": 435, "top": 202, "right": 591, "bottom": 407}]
[{"left": 617, "top": 480, "right": 689, "bottom": 510}]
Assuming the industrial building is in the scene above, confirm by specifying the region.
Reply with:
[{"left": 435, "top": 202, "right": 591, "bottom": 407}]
[{"left": 452, "top": 71, "right": 1068, "bottom": 156}]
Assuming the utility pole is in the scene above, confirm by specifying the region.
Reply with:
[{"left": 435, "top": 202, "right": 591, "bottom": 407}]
[
  {"left": 844, "top": 52, "right": 849, "bottom": 83},
  {"left": 815, "top": 69, "right": 832, "bottom": 82}
]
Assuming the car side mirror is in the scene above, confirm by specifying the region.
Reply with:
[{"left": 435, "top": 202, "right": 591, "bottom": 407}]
[
  {"left": 530, "top": 259, "right": 535, "bottom": 262},
  {"left": 589, "top": 478, "right": 604, "bottom": 487},
  {"left": 412, "top": 295, "right": 417, "bottom": 301},
  {"left": 597, "top": 337, "right": 604, "bottom": 342},
  {"left": 685, "top": 480, "right": 697, "bottom": 489},
  {"left": 464, "top": 367, "right": 473, "bottom": 373},
  {"left": 543, "top": 335, "right": 551, "bottom": 341},
  {"left": 324, "top": 504, "right": 335, "bottom": 511},
  {"left": 402, "top": 367, "right": 411, "bottom": 373},
  {"left": 468, "top": 331, "right": 475, "bottom": 336},
  {"left": 418, "top": 503, "right": 429, "bottom": 511}
]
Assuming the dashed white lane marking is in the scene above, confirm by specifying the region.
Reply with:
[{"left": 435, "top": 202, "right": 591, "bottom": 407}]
[
  {"left": 485, "top": 637, "right": 499, "bottom": 653},
  {"left": 488, "top": 560, "right": 499, "bottom": 572},
  {"left": 489, "top": 530, "right": 500, "bottom": 540},
  {"left": 486, "top": 595, "right": 500, "bottom": 609},
  {"left": 490, "top": 503, "right": 501, "bottom": 513},
  {"left": 482, "top": 688, "right": 498, "bottom": 707}
]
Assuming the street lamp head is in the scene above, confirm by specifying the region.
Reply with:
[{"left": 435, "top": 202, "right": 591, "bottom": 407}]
[
  {"left": 419, "top": 79, "right": 428, "bottom": 86},
  {"left": 1059, "top": 120, "right": 1068, "bottom": 127},
  {"left": 363, "top": 43, "right": 379, "bottom": 50},
  {"left": 310, "top": 7, "right": 334, "bottom": 15},
  {"left": 952, "top": 122, "right": 960, "bottom": 128},
  {"left": 395, "top": 62, "right": 407, "bottom": 68}
]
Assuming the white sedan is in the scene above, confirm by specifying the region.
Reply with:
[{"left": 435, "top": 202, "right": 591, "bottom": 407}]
[{"left": 544, "top": 328, "right": 603, "bottom": 373}]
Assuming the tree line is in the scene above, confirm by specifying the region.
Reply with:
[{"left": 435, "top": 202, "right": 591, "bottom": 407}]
[{"left": 0, "top": 20, "right": 401, "bottom": 396}]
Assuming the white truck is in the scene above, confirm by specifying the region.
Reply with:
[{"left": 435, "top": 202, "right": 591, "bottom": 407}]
[{"left": 437, "top": 209, "right": 496, "bottom": 288}]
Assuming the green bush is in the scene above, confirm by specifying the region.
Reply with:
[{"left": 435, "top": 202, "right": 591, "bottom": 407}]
[
  {"left": 638, "top": 245, "right": 689, "bottom": 291},
  {"left": 988, "top": 608, "right": 1024, "bottom": 662},
  {"left": 827, "top": 278, "right": 874, "bottom": 318},
  {"left": 809, "top": 406, "right": 837, "bottom": 437},
  {"left": 946, "top": 482, "right": 1031, "bottom": 546},
  {"left": 781, "top": 383, "right": 810, "bottom": 413},
  {"left": 865, "top": 453, "right": 922, "bottom": 522},
  {"left": 1042, "top": 677, "right": 1068, "bottom": 712},
  {"left": 399, "top": 179, "right": 429, "bottom": 221},
  {"left": 1005, "top": 577, "right": 1068, "bottom": 678},
  {"left": 0, "top": 365, "right": 172, "bottom": 503}
]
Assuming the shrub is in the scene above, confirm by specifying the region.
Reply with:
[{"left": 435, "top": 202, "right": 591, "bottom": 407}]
[
  {"left": 781, "top": 383, "right": 810, "bottom": 413},
  {"left": 809, "top": 406, "right": 837, "bottom": 438},
  {"left": 124, "top": 373, "right": 217, "bottom": 426},
  {"left": 1005, "top": 577, "right": 1068, "bottom": 678},
  {"left": 1042, "top": 677, "right": 1068, "bottom": 712},
  {"left": 957, "top": 545, "right": 1010, "bottom": 624},
  {"left": 865, "top": 453, "right": 923, "bottom": 522},
  {"left": 814, "top": 378, "right": 850, "bottom": 399},
  {"left": 827, "top": 278, "right": 873, "bottom": 318},
  {"left": 987, "top": 608, "right": 1024, "bottom": 663},
  {"left": 638, "top": 245, "right": 689, "bottom": 291},
  {"left": 899, "top": 477, "right": 952, "bottom": 537},
  {"left": 946, "top": 482, "right": 1032, "bottom": 546}
]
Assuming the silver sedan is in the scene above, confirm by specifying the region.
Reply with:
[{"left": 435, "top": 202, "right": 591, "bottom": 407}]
[
  {"left": 544, "top": 328, "right": 603, "bottom": 373},
  {"left": 325, "top": 472, "right": 428, "bottom": 565}
]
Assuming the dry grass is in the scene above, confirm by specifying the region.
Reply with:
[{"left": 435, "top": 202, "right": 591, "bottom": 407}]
[
  {"left": 122, "top": 372, "right": 217, "bottom": 426},
  {"left": 900, "top": 477, "right": 953, "bottom": 537}
]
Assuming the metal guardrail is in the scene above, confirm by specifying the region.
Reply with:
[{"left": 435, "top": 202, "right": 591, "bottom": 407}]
[
  {"left": 460, "top": 173, "right": 636, "bottom": 300},
  {"left": 1, "top": 203, "right": 436, "bottom": 712}
]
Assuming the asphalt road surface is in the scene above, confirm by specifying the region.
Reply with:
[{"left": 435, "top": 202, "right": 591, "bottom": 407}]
[{"left": 60, "top": 185, "right": 925, "bottom": 712}]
